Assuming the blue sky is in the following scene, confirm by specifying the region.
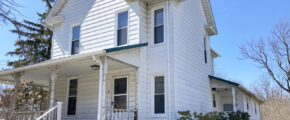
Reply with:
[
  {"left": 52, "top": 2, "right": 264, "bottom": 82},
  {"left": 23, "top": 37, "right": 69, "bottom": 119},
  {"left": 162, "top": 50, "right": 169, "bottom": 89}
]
[{"left": 0, "top": 0, "right": 289, "bottom": 87}]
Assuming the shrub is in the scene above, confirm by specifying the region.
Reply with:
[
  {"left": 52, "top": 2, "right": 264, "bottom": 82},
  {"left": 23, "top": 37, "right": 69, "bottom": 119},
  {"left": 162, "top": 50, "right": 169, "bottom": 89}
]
[{"left": 177, "top": 111, "right": 250, "bottom": 120}]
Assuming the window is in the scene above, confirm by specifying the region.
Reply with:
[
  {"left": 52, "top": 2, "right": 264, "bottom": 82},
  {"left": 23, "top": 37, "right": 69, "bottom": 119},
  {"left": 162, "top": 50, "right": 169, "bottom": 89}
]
[
  {"left": 117, "top": 11, "right": 128, "bottom": 46},
  {"left": 71, "top": 25, "right": 80, "bottom": 55},
  {"left": 247, "top": 98, "right": 249, "bottom": 110},
  {"left": 154, "top": 76, "right": 165, "bottom": 114},
  {"left": 67, "top": 79, "right": 78, "bottom": 115},
  {"left": 255, "top": 103, "right": 257, "bottom": 114},
  {"left": 114, "top": 77, "right": 127, "bottom": 109},
  {"left": 204, "top": 37, "right": 207, "bottom": 63},
  {"left": 213, "top": 94, "right": 216, "bottom": 108},
  {"left": 154, "top": 9, "right": 164, "bottom": 44},
  {"left": 223, "top": 104, "right": 233, "bottom": 111}
]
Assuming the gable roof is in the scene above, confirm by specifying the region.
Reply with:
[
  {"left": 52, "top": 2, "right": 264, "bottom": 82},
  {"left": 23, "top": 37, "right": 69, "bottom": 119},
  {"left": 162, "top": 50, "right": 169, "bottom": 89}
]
[
  {"left": 201, "top": 0, "right": 217, "bottom": 35},
  {"left": 44, "top": 0, "right": 67, "bottom": 26},
  {"left": 44, "top": 0, "right": 217, "bottom": 33}
]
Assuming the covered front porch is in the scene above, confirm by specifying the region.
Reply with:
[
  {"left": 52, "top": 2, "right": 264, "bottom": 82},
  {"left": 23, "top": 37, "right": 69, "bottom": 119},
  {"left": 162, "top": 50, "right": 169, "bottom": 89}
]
[
  {"left": 0, "top": 44, "right": 146, "bottom": 120},
  {"left": 210, "top": 76, "right": 247, "bottom": 112}
]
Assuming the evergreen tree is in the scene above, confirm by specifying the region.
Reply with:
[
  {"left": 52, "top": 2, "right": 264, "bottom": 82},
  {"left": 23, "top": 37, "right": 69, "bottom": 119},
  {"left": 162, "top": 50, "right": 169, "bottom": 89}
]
[{"left": 7, "top": 0, "right": 55, "bottom": 68}]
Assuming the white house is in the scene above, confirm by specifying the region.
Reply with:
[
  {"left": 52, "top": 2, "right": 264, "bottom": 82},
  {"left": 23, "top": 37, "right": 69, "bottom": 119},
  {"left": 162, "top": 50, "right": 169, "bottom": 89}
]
[{"left": 0, "top": 0, "right": 261, "bottom": 120}]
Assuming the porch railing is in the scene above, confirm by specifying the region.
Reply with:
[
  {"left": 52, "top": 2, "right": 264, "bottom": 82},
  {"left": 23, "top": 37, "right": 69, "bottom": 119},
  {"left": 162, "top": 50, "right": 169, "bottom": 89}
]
[
  {"left": 0, "top": 111, "right": 44, "bottom": 120},
  {"left": 105, "top": 109, "right": 137, "bottom": 120},
  {"left": 35, "top": 102, "right": 63, "bottom": 120}
]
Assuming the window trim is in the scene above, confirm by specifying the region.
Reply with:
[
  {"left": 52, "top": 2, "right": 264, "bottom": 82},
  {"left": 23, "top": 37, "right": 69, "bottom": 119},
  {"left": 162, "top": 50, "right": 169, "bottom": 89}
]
[
  {"left": 66, "top": 77, "right": 79, "bottom": 117},
  {"left": 151, "top": 5, "right": 166, "bottom": 47},
  {"left": 151, "top": 74, "right": 166, "bottom": 117},
  {"left": 70, "top": 24, "right": 81, "bottom": 55},
  {"left": 112, "top": 76, "right": 129, "bottom": 109},
  {"left": 115, "top": 9, "right": 130, "bottom": 47}
]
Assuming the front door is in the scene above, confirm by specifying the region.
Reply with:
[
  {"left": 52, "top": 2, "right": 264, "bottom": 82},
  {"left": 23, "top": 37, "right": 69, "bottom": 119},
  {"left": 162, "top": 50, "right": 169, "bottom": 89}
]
[{"left": 113, "top": 77, "right": 127, "bottom": 109}]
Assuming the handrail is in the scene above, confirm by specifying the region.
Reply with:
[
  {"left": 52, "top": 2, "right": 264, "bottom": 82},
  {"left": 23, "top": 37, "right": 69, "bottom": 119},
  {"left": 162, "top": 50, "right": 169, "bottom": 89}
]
[
  {"left": 36, "top": 102, "right": 63, "bottom": 120},
  {"left": 36, "top": 106, "right": 57, "bottom": 120}
]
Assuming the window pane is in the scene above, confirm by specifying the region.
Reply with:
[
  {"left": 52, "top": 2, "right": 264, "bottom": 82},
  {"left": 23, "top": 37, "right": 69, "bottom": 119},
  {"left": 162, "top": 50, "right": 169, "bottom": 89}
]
[
  {"left": 71, "top": 40, "right": 79, "bottom": 55},
  {"left": 67, "top": 97, "right": 77, "bottom": 115},
  {"left": 155, "top": 76, "right": 164, "bottom": 94},
  {"left": 117, "top": 28, "right": 127, "bottom": 46},
  {"left": 154, "top": 94, "right": 165, "bottom": 114},
  {"left": 155, "top": 9, "right": 164, "bottom": 26},
  {"left": 114, "top": 77, "right": 127, "bottom": 95},
  {"left": 223, "top": 104, "right": 233, "bottom": 111},
  {"left": 154, "top": 26, "right": 164, "bottom": 44},
  {"left": 118, "top": 11, "right": 128, "bottom": 28},
  {"left": 69, "top": 79, "right": 78, "bottom": 96},
  {"left": 114, "top": 95, "right": 127, "bottom": 109},
  {"left": 72, "top": 26, "right": 80, "bottom": 41}
]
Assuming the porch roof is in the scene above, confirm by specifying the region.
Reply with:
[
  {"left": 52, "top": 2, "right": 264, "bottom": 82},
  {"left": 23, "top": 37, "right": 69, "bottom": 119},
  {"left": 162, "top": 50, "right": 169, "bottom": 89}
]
[
  {"left": 209, "top": 75, "right": 263, "bottom": 103},
  {"left": 0, "top": 43, "right": 148, "bottom": 84}
]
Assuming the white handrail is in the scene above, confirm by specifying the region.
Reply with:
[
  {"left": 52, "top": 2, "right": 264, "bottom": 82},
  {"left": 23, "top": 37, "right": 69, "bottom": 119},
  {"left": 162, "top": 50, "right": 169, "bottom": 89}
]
[{"left": 36, "top": 102, "right": 63, "bottom": 120}]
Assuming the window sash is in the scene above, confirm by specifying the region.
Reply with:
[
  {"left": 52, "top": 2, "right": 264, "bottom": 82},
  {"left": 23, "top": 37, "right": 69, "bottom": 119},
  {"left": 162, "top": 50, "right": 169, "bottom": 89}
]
[
  {"left": 154, "top": 9, "right": 164, "bottom": 44},
  {"left": 117, "top": 27, "right": 128, "bottom": 46},
  {"left": 117, "top": 11, "right": 128, "bottom": 46},
  {"left": 113, "top": 77, "right": 128, "bottom": 109},
  {"left": 71, "top": 40, "right": 79, "bottom": 55},
  {"left": 67, "top": 79, "right": 78, "bottom": 115},
  {"left": 154, "top": 76, "right": 165, "bottom": 114},
  {"left": 204, "top": 38, "right": 207, "bottom": 63}
]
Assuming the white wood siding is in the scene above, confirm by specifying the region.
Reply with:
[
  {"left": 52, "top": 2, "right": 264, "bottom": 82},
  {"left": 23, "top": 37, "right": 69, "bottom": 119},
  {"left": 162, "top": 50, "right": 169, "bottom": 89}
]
[
  {"left": 51, "top": 0, "right": 141, "bottom": 59},
  {"left": 54, "top": 69, "right": 137, "bottom": 120},
  {"left": 172, "top": 0, "right": 212, "bottom": 118},
  {"left": 55, "top": 73, "right": 99, "bottom": 120}
]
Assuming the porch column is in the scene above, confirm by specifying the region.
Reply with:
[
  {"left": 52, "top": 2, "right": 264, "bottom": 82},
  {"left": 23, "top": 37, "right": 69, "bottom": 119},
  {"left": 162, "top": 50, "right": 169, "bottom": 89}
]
[
  {"left": 93, "top": 56, "right": 107, "bottom": 120},
  {"left": 12, "top": 72, "right": 23, "bottom": 110},
  {"left": 232, "top": 87, "right": 236, "bottom": 112},
  {"left": 48, "top": 65, "right": 61, "bottom": 108}
]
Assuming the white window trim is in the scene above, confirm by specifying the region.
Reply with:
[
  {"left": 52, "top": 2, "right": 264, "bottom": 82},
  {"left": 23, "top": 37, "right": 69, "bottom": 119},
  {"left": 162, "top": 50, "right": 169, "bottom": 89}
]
[
  {"left": 69, "top": 23, "right": 81, "bottom": 56},
  {"left": 65, "top": 77, "right": 79, "bottom": 117},
  {"left": 112, "top": 75, "right": 129, "bottom": 109},
  {"left": 151, "top": 73, "right": 167, "bottom": 118},
  {"left": 114, "top": 8, "right": 130, "bottom": 47},
  {"left": 151, "top": 5, "right": 166, "bottom": 47}
]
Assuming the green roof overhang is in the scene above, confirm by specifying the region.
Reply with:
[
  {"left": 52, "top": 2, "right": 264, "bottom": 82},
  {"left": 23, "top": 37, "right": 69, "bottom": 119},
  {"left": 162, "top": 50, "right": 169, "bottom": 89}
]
[{"left": 105, "top": 43, "right": 148, "bottom": 53}]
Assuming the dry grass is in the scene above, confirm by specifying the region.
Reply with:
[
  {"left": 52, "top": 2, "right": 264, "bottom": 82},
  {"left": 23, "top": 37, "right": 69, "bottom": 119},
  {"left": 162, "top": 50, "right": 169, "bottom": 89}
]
[{"left": 260, "top": 99, "right": 290, "bottom": 120}]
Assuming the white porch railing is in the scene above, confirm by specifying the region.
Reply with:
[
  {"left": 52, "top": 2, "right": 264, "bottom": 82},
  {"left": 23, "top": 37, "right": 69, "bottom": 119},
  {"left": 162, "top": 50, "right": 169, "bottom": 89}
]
[
  {"left": 36, "top": 102, "right": 63, "bottom": 120},
  {"left": 0, "top": 111, "right": 44, "bottom": 120},
  {"left": 105, "top": 109, "right": 137, "bottom": 120}
]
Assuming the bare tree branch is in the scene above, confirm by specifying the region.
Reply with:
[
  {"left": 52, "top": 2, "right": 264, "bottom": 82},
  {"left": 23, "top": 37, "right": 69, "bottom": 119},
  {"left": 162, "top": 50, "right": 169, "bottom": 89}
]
[{"left": 241, "top": 21, "right": 290, "bottom": 93}]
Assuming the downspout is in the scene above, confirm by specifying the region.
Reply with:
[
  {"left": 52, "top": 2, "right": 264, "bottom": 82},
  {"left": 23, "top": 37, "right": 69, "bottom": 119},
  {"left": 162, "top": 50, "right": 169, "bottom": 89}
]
[{"left": 92, "top": 55, "right": 104, "bottom": 120}]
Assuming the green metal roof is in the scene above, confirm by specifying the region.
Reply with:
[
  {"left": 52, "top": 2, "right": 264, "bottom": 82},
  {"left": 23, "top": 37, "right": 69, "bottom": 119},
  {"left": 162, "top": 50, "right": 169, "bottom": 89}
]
[
  {"left": 105, "top": 43, "right": 148, "bottom": 53},
  {"left": 209, "top": 75, "right": 240, "bottom": 86}
]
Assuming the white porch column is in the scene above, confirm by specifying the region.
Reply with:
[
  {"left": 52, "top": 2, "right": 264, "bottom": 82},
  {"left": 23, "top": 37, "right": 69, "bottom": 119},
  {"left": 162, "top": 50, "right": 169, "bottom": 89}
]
[
  {"left": 12, "top": 72, "right": 23, "bottom": 110},
  {"left": 49, "top": 65, "right": 61, "bottom": 108},
  {"left": 232, "top": 87, "right": 236, "bottom": 112},
  {"left": 93, "top": 56, "right": 107, "bottom": 120},
  {"left": 50, "top": 71, "right": 57, "bottom": 108}
]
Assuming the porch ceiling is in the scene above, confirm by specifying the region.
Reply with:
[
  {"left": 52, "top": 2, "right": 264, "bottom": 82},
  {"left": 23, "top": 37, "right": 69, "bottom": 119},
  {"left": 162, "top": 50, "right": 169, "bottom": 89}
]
[{"left": 0, "top": 56, "right": 135, "bottom": 86}]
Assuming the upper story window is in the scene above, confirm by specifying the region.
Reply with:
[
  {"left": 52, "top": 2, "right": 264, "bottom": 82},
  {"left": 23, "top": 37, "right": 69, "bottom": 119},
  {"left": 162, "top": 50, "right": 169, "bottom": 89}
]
[
  {"left": 117, "top": 11, "right": 128, "bottom": 46},
  {"left": 204, "top": 37, "right": 208, "bottom": 63},
  {"left": 71, "top": 25, "right": 80, "bottom": 55},
  {"left": 154, "top": 75, "right": 165, "bottom": 114},
  {"left": 154, "top": 9, "right": 164, "bottom": 44}
]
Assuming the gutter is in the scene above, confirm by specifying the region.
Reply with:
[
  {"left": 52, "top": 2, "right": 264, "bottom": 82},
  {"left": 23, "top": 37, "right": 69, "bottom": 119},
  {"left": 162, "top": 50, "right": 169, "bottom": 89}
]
[{"left": 0, "top": 50, "right": 105, "bottom": 76}]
